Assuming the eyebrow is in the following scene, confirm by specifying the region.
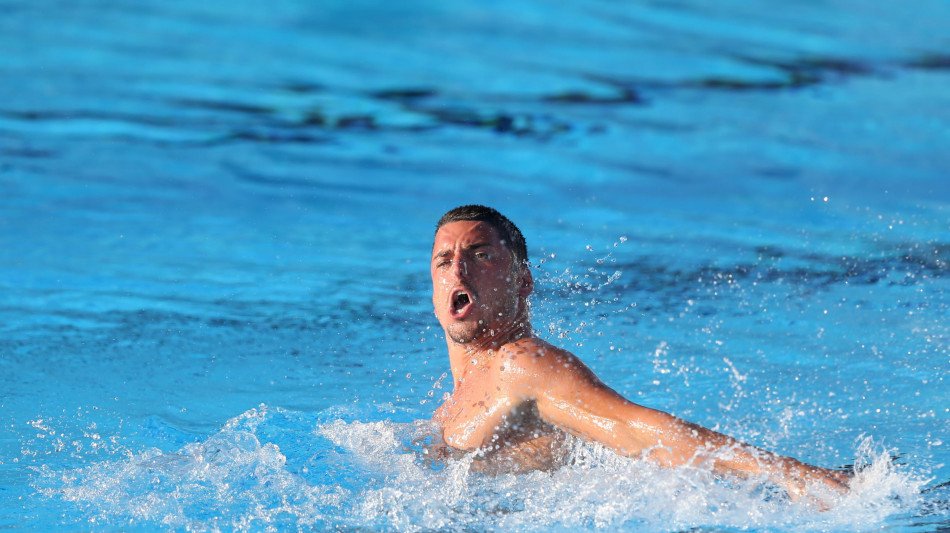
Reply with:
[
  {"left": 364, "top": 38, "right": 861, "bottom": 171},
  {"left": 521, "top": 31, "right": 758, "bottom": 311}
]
[{"left": 431, "top": 242, "right": 493, "bottom": 261}]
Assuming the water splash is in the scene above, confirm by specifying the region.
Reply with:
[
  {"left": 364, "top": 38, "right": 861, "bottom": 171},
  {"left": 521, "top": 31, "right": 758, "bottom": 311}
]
[{"left": 32, "top": 405, "right": 937, "bottom": 532}]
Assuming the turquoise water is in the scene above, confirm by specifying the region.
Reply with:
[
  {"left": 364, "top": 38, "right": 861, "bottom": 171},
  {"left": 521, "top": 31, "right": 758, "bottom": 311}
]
[{"left": 2, "top": 0, "right": 949, "bottom": 530}]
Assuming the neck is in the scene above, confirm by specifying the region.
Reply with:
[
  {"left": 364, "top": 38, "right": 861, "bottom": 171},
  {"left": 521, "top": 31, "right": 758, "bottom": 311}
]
[{"left": 445, "top": 310, "right": 532, "bottom": 387}]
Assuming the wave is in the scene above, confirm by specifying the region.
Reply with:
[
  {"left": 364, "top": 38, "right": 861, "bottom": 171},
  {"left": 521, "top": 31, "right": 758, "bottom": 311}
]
[{"left": 33, "top": 404, "right": 938, "bottom": 532}]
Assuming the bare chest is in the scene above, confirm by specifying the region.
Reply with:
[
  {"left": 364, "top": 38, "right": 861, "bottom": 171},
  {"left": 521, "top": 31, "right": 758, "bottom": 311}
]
[
  {"left": 434, "top": 372, "right": 525, "bottom": 450},
  {"left": 435, "top": 374, "right": 555, "bottom": 452}
]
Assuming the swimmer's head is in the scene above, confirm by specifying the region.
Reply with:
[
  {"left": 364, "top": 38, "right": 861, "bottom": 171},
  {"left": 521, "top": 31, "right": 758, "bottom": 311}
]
[{"left": 436, "top": 205, "right": 528, "bottom": 269}]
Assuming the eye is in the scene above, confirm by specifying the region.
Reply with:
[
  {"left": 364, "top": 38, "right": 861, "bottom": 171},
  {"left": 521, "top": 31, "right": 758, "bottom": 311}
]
[{"left": 474, "top": 251, "right": 490, "bottom": 260}]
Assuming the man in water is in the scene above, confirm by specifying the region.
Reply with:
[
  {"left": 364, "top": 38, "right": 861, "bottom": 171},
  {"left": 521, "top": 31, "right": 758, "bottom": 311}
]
[{"left": 430, "top": 204, "right": 850, "bottom": 501}]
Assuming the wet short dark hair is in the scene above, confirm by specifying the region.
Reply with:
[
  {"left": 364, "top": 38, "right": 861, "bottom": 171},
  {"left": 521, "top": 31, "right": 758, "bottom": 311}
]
[{"left": 436, "top": 205, "right": 529, "bottom": 268}]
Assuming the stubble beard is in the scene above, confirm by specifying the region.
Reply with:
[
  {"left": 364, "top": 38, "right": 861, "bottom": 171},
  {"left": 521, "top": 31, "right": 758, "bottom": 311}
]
[
  {"left": 446, "top": 321, "right": 482, "bottom": 345},
  {"left": 446, "top": 293, "right": 522, "bottom": 347}
]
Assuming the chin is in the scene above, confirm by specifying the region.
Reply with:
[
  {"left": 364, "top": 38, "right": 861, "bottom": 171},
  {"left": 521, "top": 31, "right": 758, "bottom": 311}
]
[{"left": 446, "top": 323, "right": 480, "bottom": 345}]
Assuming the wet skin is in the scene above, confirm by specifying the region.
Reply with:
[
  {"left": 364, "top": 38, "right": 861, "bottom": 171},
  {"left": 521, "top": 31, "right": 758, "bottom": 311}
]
[{"left": 430, "top": 220, "right": 850, "bottom": 502}]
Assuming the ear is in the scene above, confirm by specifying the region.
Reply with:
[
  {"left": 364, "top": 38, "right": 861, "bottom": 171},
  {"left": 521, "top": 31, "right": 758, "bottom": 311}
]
[{"left": 518, "top": 266, "right": 534, "bottom": 298}]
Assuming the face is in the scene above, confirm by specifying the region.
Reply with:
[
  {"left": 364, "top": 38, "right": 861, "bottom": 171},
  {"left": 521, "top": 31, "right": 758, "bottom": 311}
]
[{"left": 431, "top": 221, "right": 532, "bottom": 346}]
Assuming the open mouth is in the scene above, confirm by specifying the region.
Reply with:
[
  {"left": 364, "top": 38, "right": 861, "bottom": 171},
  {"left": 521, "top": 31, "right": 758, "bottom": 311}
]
[{"left": 450, "top": 289, "right": 474, "bottom": 318}]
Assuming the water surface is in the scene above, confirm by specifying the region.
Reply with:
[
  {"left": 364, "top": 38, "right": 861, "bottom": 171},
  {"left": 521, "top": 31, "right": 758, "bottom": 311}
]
[{"left": 1, "top": 0, "right": 948, "bottom": 530}]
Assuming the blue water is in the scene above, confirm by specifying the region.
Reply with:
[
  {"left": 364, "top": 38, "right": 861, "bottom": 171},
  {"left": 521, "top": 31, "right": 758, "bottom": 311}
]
[{"left": 2, "top": 0, "right": 949, "bottom": 530}]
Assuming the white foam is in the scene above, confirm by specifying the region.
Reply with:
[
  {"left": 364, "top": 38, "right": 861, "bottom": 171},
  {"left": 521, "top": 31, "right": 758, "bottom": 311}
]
[{"left": 33, "top": 406, "right": 939, "bottom": 532}]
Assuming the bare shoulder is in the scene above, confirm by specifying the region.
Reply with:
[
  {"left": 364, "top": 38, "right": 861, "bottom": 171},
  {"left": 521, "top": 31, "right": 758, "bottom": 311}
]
[
  {"left": 498, "top": 336, "right": 567, "bottom": 364},
  {"left": 495, "top": 336, "right": 627, "bottom": 416},
  {"left": 497, "top": 336, "right": 600, "bottom": 382}
]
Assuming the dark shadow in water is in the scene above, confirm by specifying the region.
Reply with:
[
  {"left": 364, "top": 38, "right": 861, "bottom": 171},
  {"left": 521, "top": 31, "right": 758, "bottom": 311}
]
[
  {"left": 905, "top": 53, "right": 950, "bottom": 71},
  {"left": 915, "top": 480, "right": 950, "bottom": 532},
  {"left": 5, "top": 48, "right": 944, "bottom": 151},
  {"left": 537, "top": 238, "right": 950, "bottom": 321}
]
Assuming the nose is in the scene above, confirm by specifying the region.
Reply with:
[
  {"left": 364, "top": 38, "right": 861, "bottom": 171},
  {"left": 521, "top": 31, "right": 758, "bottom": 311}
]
[{"left": 451, "top": 258, "right": 469, "bottom": 278}]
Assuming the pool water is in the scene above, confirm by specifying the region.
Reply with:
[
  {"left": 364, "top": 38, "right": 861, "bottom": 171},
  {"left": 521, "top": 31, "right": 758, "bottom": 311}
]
[{"left": 2, "top": 0, "right": 949, "bottom": 531}]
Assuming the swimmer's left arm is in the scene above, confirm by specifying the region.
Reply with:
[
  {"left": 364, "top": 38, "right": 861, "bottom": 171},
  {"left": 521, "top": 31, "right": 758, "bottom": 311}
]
[{"left": 522, "top": 344, "right": 850, "bottom": 503}]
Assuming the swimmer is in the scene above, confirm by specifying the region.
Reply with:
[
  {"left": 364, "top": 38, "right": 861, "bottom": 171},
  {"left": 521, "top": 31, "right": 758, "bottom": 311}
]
[{"left": 430, "top": 204, "right": 851, "bottom": 502}]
